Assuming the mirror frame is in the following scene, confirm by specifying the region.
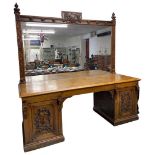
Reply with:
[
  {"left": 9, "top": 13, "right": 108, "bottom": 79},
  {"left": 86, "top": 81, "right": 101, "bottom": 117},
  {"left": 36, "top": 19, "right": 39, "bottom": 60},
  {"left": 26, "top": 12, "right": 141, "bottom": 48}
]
[{"left": 14, "top": 3, "right": 116, "bottom": 84}]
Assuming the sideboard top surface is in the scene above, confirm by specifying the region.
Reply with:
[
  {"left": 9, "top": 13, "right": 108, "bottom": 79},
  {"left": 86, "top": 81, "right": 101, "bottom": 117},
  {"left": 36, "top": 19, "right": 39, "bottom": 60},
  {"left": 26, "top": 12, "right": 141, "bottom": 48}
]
[{"left": 19, "top": 70, "right": 140, "bottom": 98}]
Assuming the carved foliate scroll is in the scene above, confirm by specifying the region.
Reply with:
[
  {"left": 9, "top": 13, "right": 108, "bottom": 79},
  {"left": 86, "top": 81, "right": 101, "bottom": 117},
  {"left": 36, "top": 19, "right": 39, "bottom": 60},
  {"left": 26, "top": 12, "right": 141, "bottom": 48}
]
[
  {"left": 57, "top": 97, "right": 68, "bottom": 111},
  {"left": 120, "top": 91, "right": 132, "bottom": 113},
  {"left": 57, "top": 96, "right": 72, "bottom": 111},
  {"left": 34, "top": 108, "right": 52, "bottom": 134},
  {"left": 61, "top": 11, "right": 82, "bottom": 23}
]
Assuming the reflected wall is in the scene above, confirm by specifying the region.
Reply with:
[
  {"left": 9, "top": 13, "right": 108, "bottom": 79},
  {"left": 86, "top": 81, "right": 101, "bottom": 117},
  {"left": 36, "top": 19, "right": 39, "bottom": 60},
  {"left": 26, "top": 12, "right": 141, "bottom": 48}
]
[{"left": 21, "top": 22, "right": 112, "bottom": 76}]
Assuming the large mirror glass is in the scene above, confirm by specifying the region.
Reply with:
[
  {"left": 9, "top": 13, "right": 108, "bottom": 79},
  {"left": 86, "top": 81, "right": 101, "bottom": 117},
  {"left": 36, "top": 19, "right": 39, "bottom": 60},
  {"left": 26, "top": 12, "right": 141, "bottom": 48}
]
[{"left": 21, "top": 22, "right": 112, "bottom": 76}]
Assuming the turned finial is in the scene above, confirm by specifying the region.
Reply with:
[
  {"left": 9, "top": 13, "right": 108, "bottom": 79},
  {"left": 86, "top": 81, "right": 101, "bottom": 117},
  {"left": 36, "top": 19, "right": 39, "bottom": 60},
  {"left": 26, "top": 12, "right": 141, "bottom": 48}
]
[
  {"left": 14, "top": 3, "right": 20, "bottom": 14},
  {"left": 111, "top": 12, "right": 116, "bottom": 21}
]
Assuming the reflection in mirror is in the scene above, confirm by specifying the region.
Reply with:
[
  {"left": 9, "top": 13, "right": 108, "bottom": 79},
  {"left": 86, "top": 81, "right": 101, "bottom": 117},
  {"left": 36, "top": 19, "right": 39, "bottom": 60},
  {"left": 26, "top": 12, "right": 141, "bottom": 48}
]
[{"left": 21, "top": 22, "right": 112, "bottom": 76}]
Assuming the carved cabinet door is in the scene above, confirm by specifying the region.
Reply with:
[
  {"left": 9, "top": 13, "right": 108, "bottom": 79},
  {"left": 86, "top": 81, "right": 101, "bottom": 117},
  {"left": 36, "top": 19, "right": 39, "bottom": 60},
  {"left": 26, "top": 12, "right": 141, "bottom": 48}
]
[
  {"left": 22, "top": 99, "right": 61, "bottom": 145},
  {"left": 31, "top": 100, "right": 57, "bottom": 141},
  {"left": 115, "top": 87, "right": 138, "bottom": 121}
]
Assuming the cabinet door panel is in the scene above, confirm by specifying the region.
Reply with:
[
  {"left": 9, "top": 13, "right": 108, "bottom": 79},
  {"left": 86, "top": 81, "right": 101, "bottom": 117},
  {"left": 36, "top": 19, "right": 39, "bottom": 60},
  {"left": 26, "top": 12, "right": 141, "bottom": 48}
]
[
  {"left": 31, "top": 100, "right": 57, "bottom": 141},
  {"left": 116, "top": 87, "right": 137, "bottom": 120}
]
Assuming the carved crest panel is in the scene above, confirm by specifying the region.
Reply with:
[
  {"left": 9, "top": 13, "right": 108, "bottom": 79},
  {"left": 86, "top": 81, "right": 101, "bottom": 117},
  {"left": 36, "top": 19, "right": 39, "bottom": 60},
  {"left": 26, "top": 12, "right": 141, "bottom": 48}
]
[{"left": 61, "top": 11, "right": 82, "bottom": 23}]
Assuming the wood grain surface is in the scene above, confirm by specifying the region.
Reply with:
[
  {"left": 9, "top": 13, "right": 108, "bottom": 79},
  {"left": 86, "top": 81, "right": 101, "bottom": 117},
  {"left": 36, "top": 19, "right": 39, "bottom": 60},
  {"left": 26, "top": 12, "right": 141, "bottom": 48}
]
[{"left": 19, "top": 70, "right": 140, "bottom": 97}]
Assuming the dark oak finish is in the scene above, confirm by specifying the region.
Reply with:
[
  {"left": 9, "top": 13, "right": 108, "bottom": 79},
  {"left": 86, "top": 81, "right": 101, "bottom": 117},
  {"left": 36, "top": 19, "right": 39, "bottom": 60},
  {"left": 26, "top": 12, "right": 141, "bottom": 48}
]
[
  {"left": 111, "top": 13, "right": 116, "bottom": 73},
  {"left": 14, "top": 3, "right": 140, "bottom": 152},
  {"left": 94, "top": 84, "right": 139, "bottom": 125},
  {"left": 14, "top": 3, "right": 25, "bottom": 83}
]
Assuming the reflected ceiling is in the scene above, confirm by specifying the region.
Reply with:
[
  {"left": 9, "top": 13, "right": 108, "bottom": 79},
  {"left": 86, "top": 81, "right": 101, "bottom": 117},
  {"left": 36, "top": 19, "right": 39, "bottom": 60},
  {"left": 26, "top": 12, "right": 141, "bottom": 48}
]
[{"left": 21, "top": 22, "right": 109, "bottom": 37}]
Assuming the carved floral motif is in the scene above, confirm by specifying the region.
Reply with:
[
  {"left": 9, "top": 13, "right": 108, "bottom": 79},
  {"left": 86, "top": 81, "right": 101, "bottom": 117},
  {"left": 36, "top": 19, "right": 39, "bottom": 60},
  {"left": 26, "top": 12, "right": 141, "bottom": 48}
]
[
  {"left": 34, "top": 108, "right": 52, "bottom": 134},
  {"left": 120, "top": 91, "right": 132, "bottom": 113}
]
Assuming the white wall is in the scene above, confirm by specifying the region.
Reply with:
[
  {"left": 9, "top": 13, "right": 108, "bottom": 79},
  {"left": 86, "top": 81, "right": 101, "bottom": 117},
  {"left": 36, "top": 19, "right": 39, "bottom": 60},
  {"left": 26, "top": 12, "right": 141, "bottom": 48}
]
[
  {"left": 42, "top": 36, "right": 81, "bottom": 49},
  {"left": 1, "top": 1, "right": 155, "bottom": 155},
  {"left": 89, "top": 35, "right": 111, "bottom": 56},
  {"left": 81, "top": 27, "right": 112, "bottom": 57},
  {"left": 24, "top": 28, "right": 112, "bottom": 63},
  {"left": 42, "top": 37, "right": 65, "bottom": 48},
  {"left": 63, "top": 36, "right": 81, "bottom": 48},
  {"left": 80, "top": 39, "right": 86, "bottom": 67}
]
